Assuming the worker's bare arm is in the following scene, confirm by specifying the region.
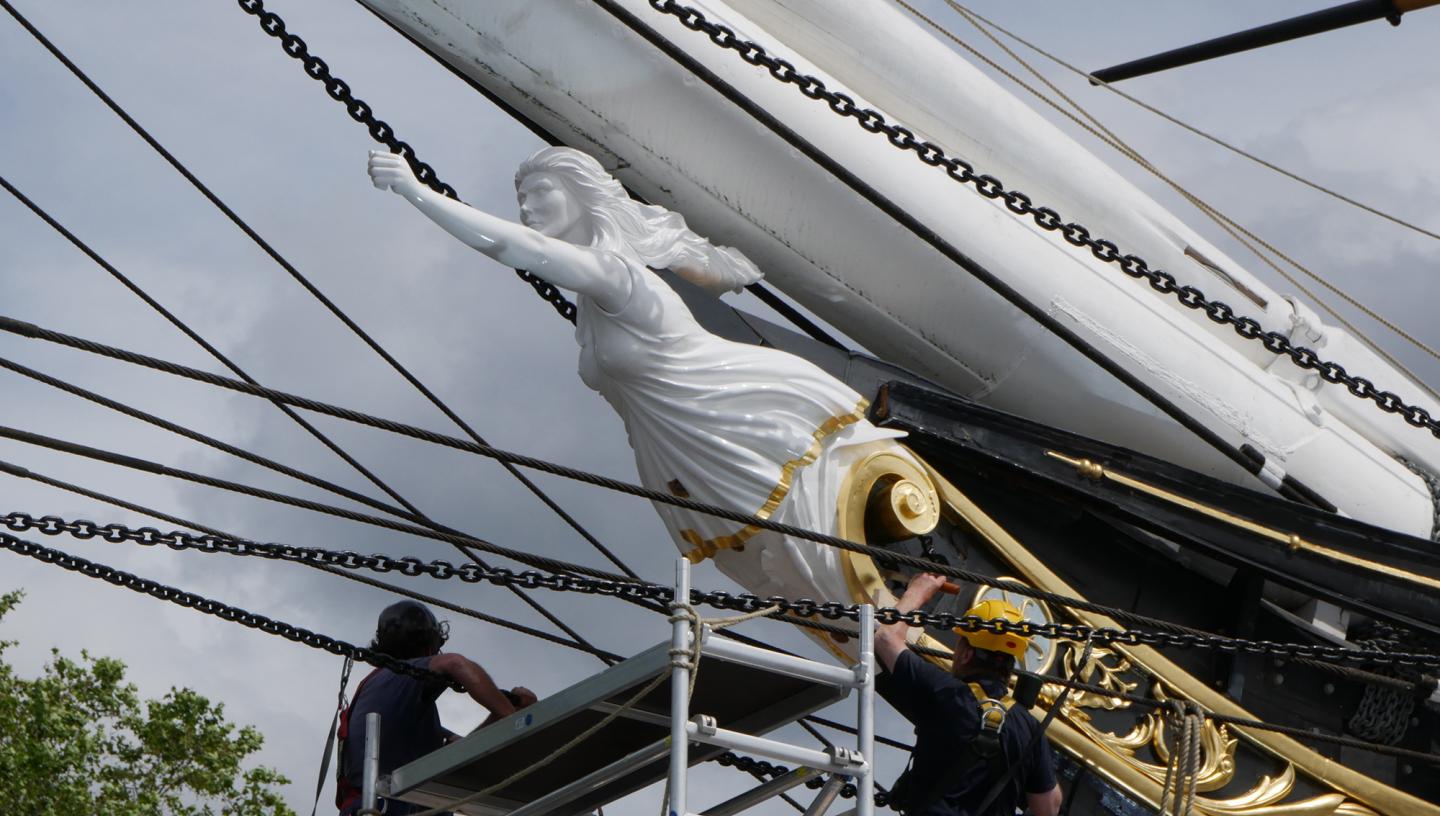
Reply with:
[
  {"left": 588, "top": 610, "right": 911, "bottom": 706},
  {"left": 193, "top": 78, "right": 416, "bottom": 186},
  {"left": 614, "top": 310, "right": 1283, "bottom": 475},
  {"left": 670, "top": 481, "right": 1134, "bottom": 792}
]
[
  {"left": 1028, "top": 784, "right": 1062, "bottom": 816},
  {"left": 874, "top": 573, "right": 949, "bottom": 672},
  {"left": 429, "top": 652, "right": 520, "bottom": 718}
]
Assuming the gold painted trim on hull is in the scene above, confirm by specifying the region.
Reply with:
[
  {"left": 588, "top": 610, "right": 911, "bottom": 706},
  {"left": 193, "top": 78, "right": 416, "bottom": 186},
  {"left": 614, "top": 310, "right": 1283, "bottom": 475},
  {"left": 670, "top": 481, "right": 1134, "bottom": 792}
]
[
  {"left": 1044, "top": 450, "right": 1440, "bottom": 592},
  {"left": 923, "top": 462, "right": 1436, "bottom": 816},
  {"left": 680, "top": 399, "right": 869, "bottom": 563},
  {"left": 834, "top": 446, "right": 957, "bottom": 667}
]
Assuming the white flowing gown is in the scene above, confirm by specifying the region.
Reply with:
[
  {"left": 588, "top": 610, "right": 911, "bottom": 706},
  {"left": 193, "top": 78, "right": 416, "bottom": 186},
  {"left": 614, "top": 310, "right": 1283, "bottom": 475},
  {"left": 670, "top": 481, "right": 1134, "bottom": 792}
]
[{"left": 575, "top": 251, "right": 910, "bottom": 605}]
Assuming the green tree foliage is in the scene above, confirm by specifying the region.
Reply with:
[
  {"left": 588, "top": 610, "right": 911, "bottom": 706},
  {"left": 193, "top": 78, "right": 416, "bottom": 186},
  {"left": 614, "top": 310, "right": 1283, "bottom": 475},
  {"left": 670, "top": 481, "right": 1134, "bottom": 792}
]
[{"left": 0, "top": 590, "right": 297, "bottom": 815}]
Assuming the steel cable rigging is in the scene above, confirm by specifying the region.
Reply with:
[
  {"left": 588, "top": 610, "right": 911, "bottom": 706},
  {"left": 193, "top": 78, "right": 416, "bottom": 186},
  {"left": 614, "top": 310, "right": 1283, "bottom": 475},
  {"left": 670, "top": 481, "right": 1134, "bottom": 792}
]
[
  {"left": 4, "top": 526, "right": 1438, "bottom": 772},
  {"left": 946, "top": 1, "right": 1440, "bottom": 244},
  {"left": 9, "top": 505, "right": 1437, "bottom": 673},
  {"left": 0, "top": 6, "right": 844, "bottom": 792},
  {"left": 0, "top": 457, "right": 623, "bottom": 662},
  {"left": 0, "top": 446, "right": 913, "bottom": 763},
  {"left": 0, "top": 195, "right": 609, "bottom": 666},
  {"left": 0, "top": 173, "right": 417, "bottom": 518},
  {"left": 633, "top": 0, "right": 1440, "bottom": 449},
  {"left": 9, "top": 398, "right": 1430, "bottom": 767},
  {"left": 7, "top": 320, "right": 1433, "bottom": 646},
  {"left": 0, "top": 454, "right": 916, "bottom": 762},
  {"left": 894, "top": 0, "right": 1440, "bottom": 385},
  {"left": 5, "top": 3, "right": 1434, "bottom": 805},
  {"left": 0, "top": 0, "right": 637, "bottom": 585},
  {"left": 0, "top": 347, "right": 805, "bottom": 670}
]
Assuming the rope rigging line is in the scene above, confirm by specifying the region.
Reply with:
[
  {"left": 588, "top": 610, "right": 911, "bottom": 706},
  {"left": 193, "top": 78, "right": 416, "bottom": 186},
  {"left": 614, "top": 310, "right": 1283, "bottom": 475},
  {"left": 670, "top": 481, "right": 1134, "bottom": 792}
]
[
  {"left": 1020, "top": 665, "right": 1440, "bottom": 769},
  {"left": 889, "top": 641, "right": 1440, "bottom": 769},
  {"left": 0, "top": 353, "right": 813, "bottom": 675},
  {"left": 0, "top": 354, "right": 439, "bottom": 525},
  {"left": 0, "top": 382, "right": 607, "bottom": 664},
  {"left": 9, "top": 524, "right": 1434, "bottom": 809},
  {"left": 633, "top": 0, "right": 1440, "bottom": 447},
  {"left": 0, "top": 458, "right": 624, "bottom": 663},
  {"left": 0, "top": 322, "right": 1286, "bottom": 637},
  {"left": 896, "top": 0, "right": 1440, "bottom": 380},
  {"left": 227, "top": 0, "right": 578, "bottom": 324},
  {"left": 1157, "top": 701, "right": 1202, "bottom": 816},
  {"left": 11, "top": 358, "right": 721, "bottom": 670},
  {"left": 0, "top": 173, "right": 425, "bottom": 518},
  {"left": 943, "top": 2, "right": 1440, "bottom": 245},
  {"left": 0, "top": 0, "right": 639, "bottom": 586},
  {"left": 0, "top": 530, "right": 466, "bottom": 690},
  {"left": 13, "top": 509, "right": 1440, "bottom": 673},
  {"left": 0, "top": 460, "right": 916, "bottom": 779},
  {"left": 9, "top": 526, "right": 1437, "bottom": 780},
  {"left": 0, "top": 460, "right": 903, "bottom": 799},
  {"left": 587, "top": 0, "right": 1327, "bottom": 514},
  {"left": 6, "top": 322, "right": 1426, "bottom": 647},
  {"left": 0, "top": 426, "right": 627, "bottom": 583},
  {"left": 345, "top": 0, "right": 845, "bottom": 362},
  {"left": 0, "top": 151, "right": 620, "bottom": 659}
]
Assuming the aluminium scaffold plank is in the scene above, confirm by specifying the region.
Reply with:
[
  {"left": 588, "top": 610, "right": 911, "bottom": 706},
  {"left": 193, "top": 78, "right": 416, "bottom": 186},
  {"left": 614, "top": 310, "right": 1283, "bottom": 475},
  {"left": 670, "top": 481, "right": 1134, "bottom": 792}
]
[{"left": 383, "top": 638, "right": 851, "bottom": 816}]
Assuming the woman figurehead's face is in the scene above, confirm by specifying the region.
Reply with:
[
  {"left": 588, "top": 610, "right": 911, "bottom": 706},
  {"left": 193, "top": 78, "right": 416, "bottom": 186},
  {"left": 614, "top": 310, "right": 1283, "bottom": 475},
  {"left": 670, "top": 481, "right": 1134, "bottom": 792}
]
[{"left": 517, "top": 171, "right": 588, "bottom": 242}]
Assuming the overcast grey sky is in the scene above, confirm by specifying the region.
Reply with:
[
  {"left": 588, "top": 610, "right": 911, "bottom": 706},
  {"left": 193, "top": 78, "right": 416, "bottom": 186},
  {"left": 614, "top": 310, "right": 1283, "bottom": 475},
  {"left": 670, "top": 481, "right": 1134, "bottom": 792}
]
[{"left": 2, "top": 1, "right": 1437, "bottom": 813}]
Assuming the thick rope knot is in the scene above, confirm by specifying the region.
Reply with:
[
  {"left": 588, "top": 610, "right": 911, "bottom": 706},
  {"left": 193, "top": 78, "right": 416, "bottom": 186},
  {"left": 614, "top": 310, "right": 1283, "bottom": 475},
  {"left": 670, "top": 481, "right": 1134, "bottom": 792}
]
[
  {"left": 668, "top": 601, "right": 703, "bottom": 673},
  {"left": 668, "top": 601, "right": 781, "bottom": 686},
  {"left": 660, "top": 599, "right": 777, "bottom": 816},
  {"left": 1158, "top": 699, "right": 1205, "bottom": 816}
]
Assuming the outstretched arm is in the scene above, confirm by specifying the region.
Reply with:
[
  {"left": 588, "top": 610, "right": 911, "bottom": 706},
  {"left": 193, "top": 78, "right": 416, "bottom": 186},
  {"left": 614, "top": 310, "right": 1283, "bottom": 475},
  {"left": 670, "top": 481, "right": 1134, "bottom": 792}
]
[
  {"left": 367, "top": 151, "right": 630, "bottom": 311},
  {"left": 874, "top": 573, "right": 949, "bottom": 673}
]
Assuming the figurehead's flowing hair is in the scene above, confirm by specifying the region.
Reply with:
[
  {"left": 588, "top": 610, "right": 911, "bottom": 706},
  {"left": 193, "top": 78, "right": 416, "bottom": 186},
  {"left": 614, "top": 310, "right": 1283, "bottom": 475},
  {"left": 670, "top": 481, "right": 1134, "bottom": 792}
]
[{"left": 516, "top": 147, "right": 762, "bottom": 295}]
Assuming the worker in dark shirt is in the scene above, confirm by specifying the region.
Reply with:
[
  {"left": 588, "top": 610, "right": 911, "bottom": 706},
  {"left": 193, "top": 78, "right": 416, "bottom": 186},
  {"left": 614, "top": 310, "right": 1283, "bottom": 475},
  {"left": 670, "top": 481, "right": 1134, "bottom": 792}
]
[
  {"left": 876, "top": 574, "right": 1061, "bottom": 816},
  {"left": 337, "top": 600, "right": 537, "bottom": 816}
]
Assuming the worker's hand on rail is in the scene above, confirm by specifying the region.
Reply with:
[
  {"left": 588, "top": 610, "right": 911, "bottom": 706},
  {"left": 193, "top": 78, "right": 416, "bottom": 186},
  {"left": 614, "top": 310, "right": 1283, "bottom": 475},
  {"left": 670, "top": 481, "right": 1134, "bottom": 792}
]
[{"left": 510, "top": 686, "right": 538, "bottom": 708}]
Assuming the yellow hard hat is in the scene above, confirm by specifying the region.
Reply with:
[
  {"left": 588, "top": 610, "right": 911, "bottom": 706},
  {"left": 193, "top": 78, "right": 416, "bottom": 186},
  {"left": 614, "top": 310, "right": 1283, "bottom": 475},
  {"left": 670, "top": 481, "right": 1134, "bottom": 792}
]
[{"left": 957, "top": 599, "right": 1029, "bottom": 660}]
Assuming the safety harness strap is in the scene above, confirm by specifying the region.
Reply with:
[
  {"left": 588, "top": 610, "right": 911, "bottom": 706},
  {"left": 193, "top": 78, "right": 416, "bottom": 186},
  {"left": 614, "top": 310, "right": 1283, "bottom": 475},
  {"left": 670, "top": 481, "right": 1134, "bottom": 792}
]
[
  {"left": 335, "top": 667, "right": 383, "bottom": 811},
  {"left": 310, "top": 657, "right": 353, "bottom": 816},
  {"left": 900, "top": 682, "right": 1015, "bottom": 815}
]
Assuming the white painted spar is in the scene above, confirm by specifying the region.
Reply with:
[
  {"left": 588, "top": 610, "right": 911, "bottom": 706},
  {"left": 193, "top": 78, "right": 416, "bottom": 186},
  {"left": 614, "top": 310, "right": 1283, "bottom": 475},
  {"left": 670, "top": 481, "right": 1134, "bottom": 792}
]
[{"left": 358, "top": 0, "right": 1440, "bottom": 536}]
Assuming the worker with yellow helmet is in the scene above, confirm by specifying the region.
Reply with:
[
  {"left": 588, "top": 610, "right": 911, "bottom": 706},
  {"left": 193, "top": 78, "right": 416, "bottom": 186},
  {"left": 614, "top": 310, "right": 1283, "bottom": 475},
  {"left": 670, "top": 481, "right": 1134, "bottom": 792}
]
[{"left": 875, "top": 574, "right": 1061, "bottom": 816}]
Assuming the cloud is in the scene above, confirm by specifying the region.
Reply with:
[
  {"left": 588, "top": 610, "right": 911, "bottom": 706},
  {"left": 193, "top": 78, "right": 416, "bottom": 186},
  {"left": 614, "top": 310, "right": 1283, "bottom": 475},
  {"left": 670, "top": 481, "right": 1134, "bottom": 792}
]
[{"left": 5, "top": 1, "right": 1438, "bottom": 813}]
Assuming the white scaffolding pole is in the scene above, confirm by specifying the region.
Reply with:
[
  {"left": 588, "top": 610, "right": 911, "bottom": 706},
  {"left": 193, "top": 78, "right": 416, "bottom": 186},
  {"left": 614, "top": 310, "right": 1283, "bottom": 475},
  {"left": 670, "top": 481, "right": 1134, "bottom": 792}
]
[
  {"left": 361, "top": 712, "right": 381, "bottom": 815},
  {"left": 668, "top": 558, "right": 693, "bottom": 816},
  {"left": 666, "top": 558, "right": 875, "bottom": 816},
  {"left": 856, "top": 604, "right": 875, "bottom": 816}
]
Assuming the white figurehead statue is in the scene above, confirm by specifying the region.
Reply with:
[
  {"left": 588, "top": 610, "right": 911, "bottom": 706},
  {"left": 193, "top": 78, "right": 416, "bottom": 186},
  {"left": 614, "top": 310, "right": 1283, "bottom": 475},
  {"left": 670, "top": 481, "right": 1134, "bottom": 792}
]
[{"left": 369, "top": 146, "right": 934, "bottom": 657}]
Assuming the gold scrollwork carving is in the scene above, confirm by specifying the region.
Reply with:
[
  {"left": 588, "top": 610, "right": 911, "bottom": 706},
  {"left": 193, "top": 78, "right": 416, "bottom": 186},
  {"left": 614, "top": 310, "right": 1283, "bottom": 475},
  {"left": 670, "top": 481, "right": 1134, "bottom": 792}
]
[
  {"left": 915, "top": 459, "right": 1411, "bottom": 814},
  {"left": 825, "top": 450, "right": 1395, "bottom": 815},
  {"left": 1042, "top": 623, "right": 1380, "bottom": 814}
]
